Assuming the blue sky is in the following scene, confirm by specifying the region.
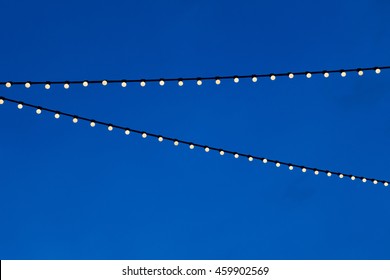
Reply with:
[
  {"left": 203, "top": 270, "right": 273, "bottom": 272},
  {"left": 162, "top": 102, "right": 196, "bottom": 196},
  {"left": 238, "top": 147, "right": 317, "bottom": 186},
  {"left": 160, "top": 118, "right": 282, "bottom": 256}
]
[{"left": 0, "top": 0, "right": 389, "bottom": 259}]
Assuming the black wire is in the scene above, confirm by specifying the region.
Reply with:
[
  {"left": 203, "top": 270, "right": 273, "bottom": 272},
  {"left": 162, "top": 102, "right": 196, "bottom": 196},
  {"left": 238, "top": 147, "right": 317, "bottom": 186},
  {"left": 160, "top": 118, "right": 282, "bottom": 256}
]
[
  {"left": 0, "top": 96, "right": 388, "bottom": 186},
  {"left": 1, "top": 66, "right": 389, "bottom": 86}
]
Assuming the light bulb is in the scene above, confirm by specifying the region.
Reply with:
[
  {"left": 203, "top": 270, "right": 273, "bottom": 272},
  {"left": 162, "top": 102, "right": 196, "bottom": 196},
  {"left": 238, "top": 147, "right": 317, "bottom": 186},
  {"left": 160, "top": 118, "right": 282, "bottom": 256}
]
[
  {"left": 54, "top": 113, "right": 60, "bottom": 119},
  {"left": 102, "top": 80, "right": 108, "bottom": 86},
  {"left": 288, "top": 73, "right": 294, "bottom": 79},
  {"left": 205, "top": 147, "right": 210, "bottom": 152},
  {"left": 358, "top": 70, "right": 364, "bottom": 76},
  {"left": 306, "top": 72, "right": 312, "bottom": 78},
  {"left": 158, "top": 136, "right": 163, "bottom": 142},
  {"left": 362, "top": 178, "right": 367, "bottom": 183},
  {"left": 251, "top": 76, "right": 258, "bottom": 82},
  {"left": 25, "top": 82, "right": 31, "bottom": 88},
  {"left": 5, "top": 82, "right": 11, "bottom": 88},
  {"left": 248, "top": 156, "right": 253, "bottom": 162},
  {"left": 178, "top": 80, "right": 184, "bottom": 86},
  {"left": 36, "top": 108, "right": 41, "bottom": 114},
  {"left": 351, "top": 176, "right": 356, "bottom": 181},
  {"left": 215, "top": 79, "right": 221, "bottom": 85},
  {"left": 83, "top": 81, "right": 89, "bottom": 87},
  {"left": 276, "top": 162, "right": 281, "bottom": 167},
  {"left": 234, "top": 153, "right": 239, "bottom": 158},
  {"left": 64, "top": 83, "right": 70, "bottom": 89},
  {"left": 73, "top": 117, "right": 78, "bottom": 123},
  {"left": 121, "top": 82, "right": 127, "bottom": 87},
  {"left": 125, "top": 129, "right": 130, "bottom": 135},
  {"left": 289, "top": 165, "right": 293, "bottom": 170},
  {"left": 373, "top": 180, "right": 378, "bottom": 185},
  {"left": 384, "top": 182, "right": 389, "bottom": 187},
  {"left": 262, "top": 158, "right": 267, "bottom": 163},
  {"left": 375, "top": 68, "right": 381, "bottom": 74},
  {"left": 159, "top": 80, "right": 165, "bottom": 86},
  {"left": 314, "top": 170, "right": 319, "bottom": 175},
  {"left": 0, "top": 99, "right": 4, "bottom": 105},
  {"left": 17, "top": 103, "right": 23, "bottom": 109},
  {"left": 233, "top": 77, "right": 239, "bottom": 83},
  {"left": 189, "top": 144, "right": 194, "bottom": 149},
  {"left": 341, "top": 71, "right": 346, "bottom": 77},
  {"left": 302, "top": 168, "right": 307, "bottom": 172},
  {"left": 90, "top": 121, "right": 96, "bottom": 127},
  {"left": 339, "top": 174, "right": 344, "bottom": 179},
  {"left": 323, "top": 72, "right": 329, "bottom": 78},
  {"left": 140, "top": 81, "right": 146, "bottom": 87},
  {"left": 142, "top": 133, "right": 147, "bottom": 138},
  {"left": 327, "top": 172, "right": 332, "bottom": 177},
  {"left": 45, "top": 83, "right": 51, "bottom": 89},
  {"left": 219, "top": 150, "right": 224, "bottom": 155},
  {"left": 174, "top": 140, "right": 179, "bottom": 146},
  {"left": 270, "top": 75, "right": 276, "bottom": 81},
  {"left": 197, "top": 80, "right": 202, "bottom": 86},
  {"left": 108, "top": 125, "right": 113, "bottom": 131}
]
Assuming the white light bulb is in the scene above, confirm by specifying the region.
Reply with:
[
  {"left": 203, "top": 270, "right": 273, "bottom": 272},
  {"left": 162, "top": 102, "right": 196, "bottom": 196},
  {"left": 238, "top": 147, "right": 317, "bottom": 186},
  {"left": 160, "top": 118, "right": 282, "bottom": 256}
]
[
  {"left": 83, "top": 81, "right": 89, "bottom": 87},
  {"left": 158, "top": 136, "right": 163, "bottom": 142},
  {"left": 234, "top": 153, "right": 239, "bottom": 158},
  {"left": 215, "top": 79, "right": 221, "bottom": 85},
  {"left": 289, "top": 165, "right": 293, "bottom": 170},
  {"left": 262, "top": 158, "right": 267, "bottom": 163},
  {"left": 384, "top": 182, "right": 389, "bottom": 187},
  {"left": 276, "top": 162, "right": 281, "bottom": 167},
  {"left": 306, "top": 72, "right": 312, "bottom": 78},
  {"left": 25, "top": 82, "right": 31, "bottom": 88},
  {"left": 73, "top": 117, "right": 78, "bottom": 123},
  {"left": 373, "top": 180, "right": 378, "bottom": 185},
  {"left": 219, "top": 150, "right": 224, "bottom": 155},
  {"left": 108, "top": 125, "right": 113, "bottom": 131},
  {"left": 36, "top": 108, "right": 41, "bottom": 114},
  {"left": 197, "top": 80, "right": 202, "bottom": 86},
  {"left": 375, "top": 68, "right": 381, "bottom": 74},
  {"left": 323, "top": 72, "right": 329, "bottom": 78},
  {"left": 0, "top": 99, "right": 4, "bottom": 105},
  {"left": 205, "top": 147, "right": 210, "bottom": 152},
  {"left": 45, "top": 83, "right": 50, "bottom": 89},
  {"left": 327, "top": 172, "right": 332, "bottom": 177},
  {"left": 302, "top": 168, "right": 307, "bottom": 173},
  {"left": 189, "top": 144, "right": 194, "bottom": 149},
  {"left": 362, "top": 178, "right": 367, "bottom": 183},
  {"left": 5, "top": 82, "right": 11, "bottom": 88},
  {"left": 358, "top": 70, "right": 364, "bottom": 76},
  {"left": 351, "top": 176, "right": 356, "bottom": 181},
  {"left": 17, "top": 103, "right": 23, "bottom": 109},
  {"left": 178, "top": 80, "right": 184, "bottom": 86},
  {"left": 341, "top": 71, "right": 347, "bottom": 77},
  {"left": 142, "top": 133, "right": 147, "bottom": 138},
  {"left": 54, "top": 113, "right": 60, "bottom": 119},
  {"left": 339, "top": 174, "right": 344, "bottom": 179},
  {"left": 270, "top": 75, "right": 276, "bottom": 81},
  {"left": 251, "top": 76, "right": 257, "bottom": 82},
  {"left": 248, "top": 156, "right": 253, "bottom": 162},
  {"left": 314, "top": 170, "right": 319, "bottom": 175},
  {"left": 288, "top": 73, "right": 294, "bottom": 79},
  {"left": 140, "top": 81, "right": 146, "bottom": 87},
  {"left": 233, "top": 77, "right": 239, "bottom": 83},
  {"left": 121, "top": 82, "right": 127, "bottom": 87},
  {"left": 90, "top": 121, "right": 96, "bottom": 127},
  {"left": 125, "top": 129, "right": 130, "bottom": 135},
  {"left": 159, "top": 80, "right": 165, "bottom": 86},
  {"left": 64, "top": 83, "right": 70, "bottom": 89},
  {"left": 102, "top": 80, "right": 108, "bottom": 86},
  {"left": 174, "top": 140, "right": 179, "bottom": 146}
]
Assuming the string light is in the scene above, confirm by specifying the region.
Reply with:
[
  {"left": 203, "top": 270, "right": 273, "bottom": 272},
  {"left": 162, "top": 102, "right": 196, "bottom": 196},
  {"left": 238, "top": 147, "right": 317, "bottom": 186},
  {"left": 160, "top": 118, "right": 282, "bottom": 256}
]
[
  {"left": 197, "top": 79, "right": 202, "bottom": 86},
  {"left": 341, "top": 71, "right": 347, "bottom": 77},
  {"left": 0, "top": 95, "right": 388, "bottom": 187},
  {"left": 306, "top": 72, "right": 312, "bottom": 78},
  {"left": 17, "top": 103, "right": 23, "bottom": 109},
  {"left": 251, "top": 76, "right": 257, "bottom": 82},
  {"left": 288, "top": 73, "right": 294, "bottom": 79},
  {"left": 25, "top": 82, "right": 31, "bottom": 88},
  {"left": 358, "top": 70, "right": 364, "bottom": 76},
  {"left": 375, "top": 68, "right": 381, "bottom": 74},
  {"left": 45, "top": 83, "right": 51, "bottom": 90},
  {"left": 5, "top": 82, "right": 11, "bottom": 88},
  {"left": 83, "top": 81, "right": 89, "bottom": 87},
  {"left": 270, "top": 74, "right": 276, "bottom": 81},
  {"left": 178, "top": 80, "right": 184, "bottom": 86},
  {"left": 215, "top": 78, "right": 221, "bottom": 85},
  {"left": 234, "top": 77, "right": 239, "bottom": 83},
  {"left": 159, "top": 80, "right": 165, "bottom": 86},
  {"left": 140, "top": 81, "right": 146, "bottom": 87},
  {"left": 102, "top": 80, "right": 108, "bottom": 86},
  {"left": 64, "top": 83, "right": 70, "bottom": 89},
  {"left": 121, "top": 81, "right": 127, "bottom": 87},
  {"left": 323, "top": 72, "right": 329, "bottom": 78}
]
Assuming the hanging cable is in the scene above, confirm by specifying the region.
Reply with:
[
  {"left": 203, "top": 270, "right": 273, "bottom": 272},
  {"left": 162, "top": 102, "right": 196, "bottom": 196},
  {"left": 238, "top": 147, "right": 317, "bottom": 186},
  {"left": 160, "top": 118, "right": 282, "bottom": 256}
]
[
  {"left": 0, "top": 95, "right": 388, "bottom": 187},
  {"left": 1, "top": 66, "right": 388, "bottom": 89}
]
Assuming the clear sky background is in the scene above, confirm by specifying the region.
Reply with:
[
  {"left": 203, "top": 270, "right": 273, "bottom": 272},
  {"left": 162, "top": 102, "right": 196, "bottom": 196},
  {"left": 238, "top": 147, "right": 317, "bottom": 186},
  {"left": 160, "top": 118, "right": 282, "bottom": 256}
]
[{"left": 0, "top": 0, "right": 389, "bottom": 259}]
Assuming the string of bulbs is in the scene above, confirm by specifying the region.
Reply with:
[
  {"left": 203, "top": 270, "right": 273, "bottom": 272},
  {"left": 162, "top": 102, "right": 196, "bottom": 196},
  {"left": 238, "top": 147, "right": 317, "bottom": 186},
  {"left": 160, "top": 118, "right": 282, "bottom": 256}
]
[
  {"left": 1, "top": 66, "right": 388, "bottom": 90},
  {"left": 0, "top": 95, "right": 388, "bottom": 187}
]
